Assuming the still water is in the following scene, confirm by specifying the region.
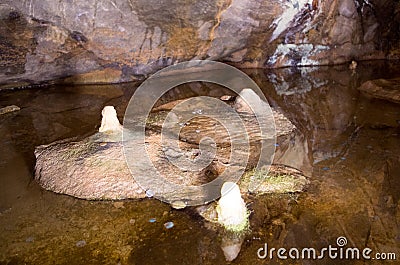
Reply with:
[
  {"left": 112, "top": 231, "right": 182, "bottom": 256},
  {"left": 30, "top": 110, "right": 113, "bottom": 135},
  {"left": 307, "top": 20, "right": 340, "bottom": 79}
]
[{"left": 0, "top": 61, "right": 399, "bottom": 264}]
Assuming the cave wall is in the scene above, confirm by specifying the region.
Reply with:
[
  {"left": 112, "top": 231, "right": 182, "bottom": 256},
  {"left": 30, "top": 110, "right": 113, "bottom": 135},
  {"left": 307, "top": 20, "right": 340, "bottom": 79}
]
[{"left": 0, "top": 0, "right": 399, "bottom": 86}]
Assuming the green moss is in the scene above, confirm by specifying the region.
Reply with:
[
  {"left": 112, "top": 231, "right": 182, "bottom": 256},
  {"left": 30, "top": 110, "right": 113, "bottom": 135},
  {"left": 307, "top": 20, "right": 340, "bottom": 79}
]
[
  {"left": 223, "top": 211, "right": 250, "bottom": 235},
  {"left": 144, "top": 111, "right": 175, "bottom": 135},
  {"left": 146, "top": 111, "right": 167, "bottom": 127},
  {"left": 59, "top": 141, "right": 98, "bottom": 160},
  {"left": 215, "top": 205, "right": 250, "bottom": 235},
  {"left": 239, "top": 168, "right": 308, "bottom": 194}
]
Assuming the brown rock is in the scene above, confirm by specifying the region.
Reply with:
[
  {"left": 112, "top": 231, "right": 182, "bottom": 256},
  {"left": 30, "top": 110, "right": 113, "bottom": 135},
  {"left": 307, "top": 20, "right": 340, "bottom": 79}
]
[
  {"left": 0, "top": 105, "right": 20, "bottom": 115},
  {"left": 34, "top": 95, "right": 296, "bottom": 200},
  {"left": 34, "top": 136, "right": 145, "bottom": 200},
  {"left": 1, "top": 0, "right": 399, "bottom": 84},
  {"left": 62, "top": 68, "right": 123, "bottom": 84},
  {"left": 358, "top": 78, "right": 400, "bottom": 104}
]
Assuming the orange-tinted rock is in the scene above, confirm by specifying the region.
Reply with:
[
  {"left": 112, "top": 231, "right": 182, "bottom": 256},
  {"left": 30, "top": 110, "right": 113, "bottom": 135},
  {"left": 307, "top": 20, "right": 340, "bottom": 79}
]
[
  {"left": 358, "top": 78, "right": 400, "bottom": 104},
  {"left": 0, "top": 0, "right": 399, "bottom": 85}
]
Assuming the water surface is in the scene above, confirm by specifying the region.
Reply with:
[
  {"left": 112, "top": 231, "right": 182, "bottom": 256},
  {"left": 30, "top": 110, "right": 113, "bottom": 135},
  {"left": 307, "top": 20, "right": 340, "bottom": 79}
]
[{"left": 0, "top": 62, "right": 399, "bottom": 264}]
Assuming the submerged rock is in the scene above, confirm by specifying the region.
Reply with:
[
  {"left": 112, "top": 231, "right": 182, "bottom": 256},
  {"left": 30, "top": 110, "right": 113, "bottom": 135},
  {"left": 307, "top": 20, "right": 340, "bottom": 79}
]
[
  {"left": 239, "top": 164, "right": 309, "bottom": 194},
  {"left": 0, "top": 105, "right": 20, "bottom": 115},
  {"left": 34, "top": 100, "right": 301, "bottom": 200},
  {"left": 163, "top": 221, "right": 174, "bottom": 229},
  {"left": 358, "top": 78, "right": 400, "bottom": 104},
  {"left": 75, "top": 240, "right": 86, "bottom": 247},
  {"left": 35, "top": 106, "right": 145, "bottom": 200},
  {"left": 34, "top": 136, "right": 145, "bottom": 200},
  {"left": 220, "top": 232, "right": 245, "bottom": 262},
  {"left": 170, "top": 201, "right": 187, "bottom": 210}
]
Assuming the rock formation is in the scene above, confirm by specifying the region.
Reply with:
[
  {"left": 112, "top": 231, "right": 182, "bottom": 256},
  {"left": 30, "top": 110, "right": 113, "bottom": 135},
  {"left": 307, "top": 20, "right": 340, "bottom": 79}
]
[
  {"left": 98, "top": 106, "right": 123, "bottom": 133},
  {"left": 1, "top": 0, "right": 399, "bottom": 87},
  {"left": 217, "top": 182, "right": 248, "bottom": 231},
  {"left": 358, "top": 78, "right": 400, "bottom": 104},
  {"left": 34, "top": 96, "right": 306, "bottom": 200}
]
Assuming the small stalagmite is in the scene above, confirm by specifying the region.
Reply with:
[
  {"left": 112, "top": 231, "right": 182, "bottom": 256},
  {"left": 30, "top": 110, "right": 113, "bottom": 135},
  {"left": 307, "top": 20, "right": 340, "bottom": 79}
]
[
  {"left": 217, "top": 182, "right": 249, "bottom": 232},
  {"left": 99, "top": 106, "right": 122, "bottom": 133}
]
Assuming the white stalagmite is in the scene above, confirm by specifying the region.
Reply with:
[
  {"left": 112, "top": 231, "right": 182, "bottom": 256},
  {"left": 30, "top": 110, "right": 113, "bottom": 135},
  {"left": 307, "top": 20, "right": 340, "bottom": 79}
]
[
  {"left": 221, "top": 234, "right": 245, "bottom": 262},
  {"left": 217, "top": 182, "right": 248, "bottom": 230},
  {"left": 99, "top": 106, "right": 123, "bottom": 133}
]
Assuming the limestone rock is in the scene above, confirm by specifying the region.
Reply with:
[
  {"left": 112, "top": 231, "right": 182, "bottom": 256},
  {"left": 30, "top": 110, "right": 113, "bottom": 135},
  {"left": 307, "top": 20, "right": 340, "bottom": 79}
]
[
  {"left": 33, "top": 95, "right": 298, "bottom": 200},
  {"left": 34, "top": 137, "right": 145, "bottom": 200},
  {"left": 239, "top": 165, "right": 309, "bottom": 194},
  {"left": 1, "top": 0, "right": 399, "bottom": 86},
  {"left": 217, "top": 182, "right": 248, "bottom": 229},
  {"left": 99, "top": 106, "right": 122, "bottom": 133},
  {"left": 0, "top": 105, "right": 20, "bottom": 115},
  {"left": 358, "top": 78, "right": 400, "bottom": 104}
]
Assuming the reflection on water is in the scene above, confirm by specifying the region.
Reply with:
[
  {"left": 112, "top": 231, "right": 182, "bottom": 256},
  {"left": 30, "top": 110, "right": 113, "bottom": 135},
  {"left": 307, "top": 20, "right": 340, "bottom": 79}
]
[{"left": 1, "top": 61, "right": 400, "bottom": 264}]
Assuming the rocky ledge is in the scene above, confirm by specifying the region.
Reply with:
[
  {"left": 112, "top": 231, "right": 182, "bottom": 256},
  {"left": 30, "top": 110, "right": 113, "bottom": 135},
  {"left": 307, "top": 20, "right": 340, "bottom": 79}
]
[
  {"left": 1, "top": 0, "right": 400, "bottom": 86},
  {"left": 34, "top": 94, "right": 308, "bottom": 201},
  {"left": 358, "top": 78, "right": 400, "bottom": 104}
]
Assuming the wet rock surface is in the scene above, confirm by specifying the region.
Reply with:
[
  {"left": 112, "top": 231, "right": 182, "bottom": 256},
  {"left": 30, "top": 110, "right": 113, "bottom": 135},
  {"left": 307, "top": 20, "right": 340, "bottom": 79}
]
[
  {"left": 358, "top": 78, "right": 400, "bottom": 104},
  {"left": 34, "top": 136, "right": 144, "bottom": 200},
  {"left": 33, "top": 95, "right": 297, "bottom": 200},
  {"left": 0, "top": 105, "right": 20, "bottom": 115},
  {"left": 1, "top": 0, "right": 400, "bottom": 85}
]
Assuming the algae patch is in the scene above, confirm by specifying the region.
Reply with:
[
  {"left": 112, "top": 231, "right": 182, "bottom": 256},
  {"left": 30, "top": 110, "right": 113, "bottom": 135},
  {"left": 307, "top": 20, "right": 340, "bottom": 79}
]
[{"left": 239, "top": 166, "right": 309, "bottom": 194}]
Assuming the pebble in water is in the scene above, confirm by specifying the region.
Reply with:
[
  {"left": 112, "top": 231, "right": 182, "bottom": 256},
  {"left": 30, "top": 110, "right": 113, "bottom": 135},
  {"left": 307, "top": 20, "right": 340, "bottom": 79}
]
[
  {"left": 164, "top": 221, "right": 174, "bottom": 229},
  {"left": 25, "top": 236, "right": 34, "bottom": 243},
  {"left": 0, "top": 105, "right": 20, "bottom": 115},
  {"left": 145, "top": 189, "right": 154, "bottom": 198},
  {"left": 171, "top": 200, "right": 186, "bottom": 209},
  {"left": 76, "top": 240, "right": 86, "bottom": 247}
]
